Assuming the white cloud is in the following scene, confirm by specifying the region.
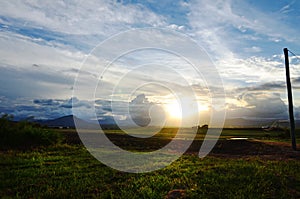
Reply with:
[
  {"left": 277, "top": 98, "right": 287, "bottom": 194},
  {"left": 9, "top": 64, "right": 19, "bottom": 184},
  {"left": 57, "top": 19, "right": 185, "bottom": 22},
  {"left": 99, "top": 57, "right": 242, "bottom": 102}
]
[
  {"left": 216, "top": 55, "right": 286, "bottom": 87},
  {"left": 0, "top": 0, "right": 167, "bottom": 35},
  {"left": 244, "top": 46, "right": 262, "bottom": 53},
  {"left": 186, "top": 0, "right": 299, "bottom": 59},
  {"left": 0, "top": 31, "right": 85, "bottom": 69},
  {"left": 168, "top": 24, "right": 185, "bottom": 31}
]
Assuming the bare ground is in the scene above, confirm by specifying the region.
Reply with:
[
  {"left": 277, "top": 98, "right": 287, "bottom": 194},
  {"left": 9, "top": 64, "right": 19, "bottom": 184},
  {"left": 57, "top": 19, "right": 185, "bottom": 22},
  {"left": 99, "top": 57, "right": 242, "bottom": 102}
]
[
  {"left": 62, "top": 131, "right": 300, "bottom": 160},
  {"left": 208, "top": 139, "right": 300, "bottom": 160}
]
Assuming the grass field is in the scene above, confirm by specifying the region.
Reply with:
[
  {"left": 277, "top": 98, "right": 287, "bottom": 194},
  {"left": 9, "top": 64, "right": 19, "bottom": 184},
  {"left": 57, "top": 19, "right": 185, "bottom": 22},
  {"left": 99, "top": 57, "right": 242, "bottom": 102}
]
[{"left": 1, "top": 127, "right": 300, "bottom": 198}]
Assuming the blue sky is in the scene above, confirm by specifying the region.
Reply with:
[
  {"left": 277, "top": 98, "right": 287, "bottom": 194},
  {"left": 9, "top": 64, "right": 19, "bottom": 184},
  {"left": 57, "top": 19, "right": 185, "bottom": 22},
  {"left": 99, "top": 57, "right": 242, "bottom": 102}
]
[{"left": 0, "top": 0, "right": 300, "bottom": 126}]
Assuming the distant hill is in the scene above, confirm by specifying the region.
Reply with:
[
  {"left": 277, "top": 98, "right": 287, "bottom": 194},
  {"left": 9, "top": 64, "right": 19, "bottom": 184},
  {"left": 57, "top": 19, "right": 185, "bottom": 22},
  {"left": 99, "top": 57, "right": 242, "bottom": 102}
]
[
  {"left": 38, "top": 115, "right": 300, "bottom": 130},
  {"left": 224, "top": 118, "right": 300, "bottom": 128},
  {"left": 224, "top": 118, "right": 271, "bottom": 128},
  {"left": 38, "top": 115, "right": 119, "bottom": 129},
  {"left": 39, "top": 115, "right": 97, "bottom": 129}
]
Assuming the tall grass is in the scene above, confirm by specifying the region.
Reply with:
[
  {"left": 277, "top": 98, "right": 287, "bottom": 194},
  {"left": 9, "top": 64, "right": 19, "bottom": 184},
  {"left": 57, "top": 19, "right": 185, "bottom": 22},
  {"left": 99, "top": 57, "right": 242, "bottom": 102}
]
[
  {"left": 0, "top": 145, "right": 299, "bottom": 198},
  {"left": 0, "top": 114, "right": 62, "bottom": 149}
]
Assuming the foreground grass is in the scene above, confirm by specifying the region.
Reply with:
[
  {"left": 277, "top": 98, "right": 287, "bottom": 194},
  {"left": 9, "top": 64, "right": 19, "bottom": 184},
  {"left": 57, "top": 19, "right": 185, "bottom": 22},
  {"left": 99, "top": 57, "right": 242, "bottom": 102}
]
[
  {"left": 1, "top": 144, "right": 299, "bottom": 198},
  {"left": 0, "top": 115, "right": 62, "bottom": 149}
]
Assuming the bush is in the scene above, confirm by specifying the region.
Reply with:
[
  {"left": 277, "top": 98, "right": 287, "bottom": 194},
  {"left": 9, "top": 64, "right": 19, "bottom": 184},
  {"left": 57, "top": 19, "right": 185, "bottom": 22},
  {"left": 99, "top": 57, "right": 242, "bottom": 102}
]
[{"left": 0, "top": 114, "right": 63, "bottom": 149}]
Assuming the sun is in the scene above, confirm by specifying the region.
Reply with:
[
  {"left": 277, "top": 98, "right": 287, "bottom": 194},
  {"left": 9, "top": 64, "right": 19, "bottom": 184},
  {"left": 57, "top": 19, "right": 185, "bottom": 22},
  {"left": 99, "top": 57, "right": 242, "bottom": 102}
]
[
  {"left": 165, "top": 98, "right": 209, "bottom": 121},
  {"left": 165, "top": 101, "right": 182, "bottom": 119}
]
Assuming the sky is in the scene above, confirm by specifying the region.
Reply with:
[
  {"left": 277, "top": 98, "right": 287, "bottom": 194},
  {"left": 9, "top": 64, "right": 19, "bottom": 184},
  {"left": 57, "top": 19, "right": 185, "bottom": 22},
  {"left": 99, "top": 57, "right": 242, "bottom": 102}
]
[{"left": 0, "top": 0, "right": 300, "bottom": 127}]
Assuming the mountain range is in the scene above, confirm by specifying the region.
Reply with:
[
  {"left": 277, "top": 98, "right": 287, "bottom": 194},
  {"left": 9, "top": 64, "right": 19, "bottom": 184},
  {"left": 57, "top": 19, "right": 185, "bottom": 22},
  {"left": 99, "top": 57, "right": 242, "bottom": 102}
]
[
  {"left": 37, "top": 115, "right": 119, "bottom": 129},
  {"left": 36, "top": 115, "right": 300, "bottom": 129}
]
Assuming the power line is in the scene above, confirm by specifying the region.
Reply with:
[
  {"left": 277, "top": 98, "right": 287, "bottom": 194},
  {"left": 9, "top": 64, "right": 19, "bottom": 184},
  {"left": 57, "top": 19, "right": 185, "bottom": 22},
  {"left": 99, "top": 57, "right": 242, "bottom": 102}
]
[{"left": 288, "top": 49, "right": 300, "bottom": 62}]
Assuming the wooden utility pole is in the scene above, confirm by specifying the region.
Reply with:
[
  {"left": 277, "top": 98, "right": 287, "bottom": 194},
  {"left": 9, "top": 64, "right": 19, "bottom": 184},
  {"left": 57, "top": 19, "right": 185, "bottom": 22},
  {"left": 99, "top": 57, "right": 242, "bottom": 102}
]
[{"left": 283, "top": 48, "right": 297, "bottom": 150}]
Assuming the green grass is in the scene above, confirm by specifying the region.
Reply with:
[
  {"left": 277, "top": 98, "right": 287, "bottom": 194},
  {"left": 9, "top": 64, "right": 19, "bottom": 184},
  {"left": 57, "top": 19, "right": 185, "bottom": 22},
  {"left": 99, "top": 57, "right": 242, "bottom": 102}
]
[
  {"left": 0, "top": 115, "right": 62, "bottom": 149},
  {"left": 0, "top": 144, "right": 299, "bottom": 198},
  {"left": 1, "top": 123, "right": 299, "bottom": 198}
]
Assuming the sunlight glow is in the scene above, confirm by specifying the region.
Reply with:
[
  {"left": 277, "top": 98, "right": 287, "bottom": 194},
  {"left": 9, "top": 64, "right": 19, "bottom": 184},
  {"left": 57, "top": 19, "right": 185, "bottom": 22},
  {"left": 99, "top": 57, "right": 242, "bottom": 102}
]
[
  {"left": 165, "top": 99, "right": 209, "bottom": 121},
  {"left": 165, "top": 101, "right": 182, "bottom": 119}
]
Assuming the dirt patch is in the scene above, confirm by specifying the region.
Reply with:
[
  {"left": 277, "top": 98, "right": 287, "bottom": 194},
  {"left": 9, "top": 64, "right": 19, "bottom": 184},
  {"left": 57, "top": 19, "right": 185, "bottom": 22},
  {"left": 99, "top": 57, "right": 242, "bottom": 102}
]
[
  {"left": 61, "top": 131, "right": 300, "bottom": 160},
  {"left": 209, "top": 139, "right": 300, "bottom": 160},
  {"left": 62, "top": 131, "right": 83, "bottom": 145}
]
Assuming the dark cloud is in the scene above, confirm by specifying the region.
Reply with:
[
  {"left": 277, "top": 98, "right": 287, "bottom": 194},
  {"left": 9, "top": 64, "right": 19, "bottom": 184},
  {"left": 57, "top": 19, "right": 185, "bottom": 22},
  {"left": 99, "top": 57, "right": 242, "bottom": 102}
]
[
  {"left": 0, "top": 66, "right": 73, "bottom": 99},
  {"left": 60, "top": 97, "right": 91, "bottom": 109},
  {"left": 292, "top": 77, "right": 300, "bottom": 88},
  {"left": 0, "top": 97, "right": 94, "bottom": 120},
  {"left": 32, "top": 64, "right": 40, "bottom": 67},
  {"left": 129, "top": 94, "right": 152, "bottom": 126},
  {"left": 243, "top": 93, "right": 286, "bottom": 116},
  {"left": 1, "top": 90, "right": 294, "bottom": 126},
  {"left": 234, "top": 82, "right": 286, "bottom": 94},
  {"left": 294, "top": 107, "right": 300, "bottom": 119},
  {"left": 93, "top": 94, "right": 166, "bottom": 127},
  {"left": 129, "top": 94, "right": 166, "bottom": 127},
  {"left": 131, "top": 94, "right": 149, "bottom": 104},
  {"left": 33, "top": 99, "right": 60, "bottom": 106},
  {"left": 227, "top": 92, "right": 288, "bottom": 119},
  {"left": 293, "top": 77, "right": 300, "bottom": 83},
  {"left": 60, "top": 68, "right": 97, "bottom": 78}
]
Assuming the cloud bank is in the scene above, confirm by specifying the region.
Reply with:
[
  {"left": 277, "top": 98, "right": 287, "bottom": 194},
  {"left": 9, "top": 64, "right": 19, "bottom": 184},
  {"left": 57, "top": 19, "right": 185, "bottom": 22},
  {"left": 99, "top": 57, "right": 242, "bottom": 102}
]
[{"left": 0, "top": 0, "right": 300, "bottom": 125}]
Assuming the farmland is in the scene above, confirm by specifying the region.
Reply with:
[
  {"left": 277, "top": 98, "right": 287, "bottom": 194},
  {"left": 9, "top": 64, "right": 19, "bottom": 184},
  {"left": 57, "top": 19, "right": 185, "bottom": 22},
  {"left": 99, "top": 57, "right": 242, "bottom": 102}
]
[{"left": 1, "top": 127, "right": 300, "bottom": 198}]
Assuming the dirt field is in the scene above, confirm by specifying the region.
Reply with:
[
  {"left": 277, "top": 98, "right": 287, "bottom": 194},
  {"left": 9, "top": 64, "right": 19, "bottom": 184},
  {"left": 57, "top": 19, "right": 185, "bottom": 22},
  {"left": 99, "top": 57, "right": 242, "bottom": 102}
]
[
  {"left": 209, "top": 139, "right": 300, "bottom": 160},
  {"left": 61, "top": 129, "right": 300, "bottom": 160}
]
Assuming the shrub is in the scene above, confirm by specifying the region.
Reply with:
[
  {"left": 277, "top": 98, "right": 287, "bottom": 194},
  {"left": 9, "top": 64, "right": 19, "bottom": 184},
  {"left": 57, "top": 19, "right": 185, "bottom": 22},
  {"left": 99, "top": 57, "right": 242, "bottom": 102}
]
[{"left": 0, "top": 114, "right": 63, "bottom": 149}]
